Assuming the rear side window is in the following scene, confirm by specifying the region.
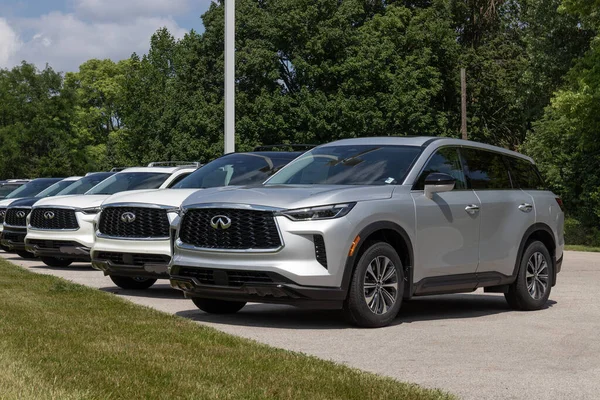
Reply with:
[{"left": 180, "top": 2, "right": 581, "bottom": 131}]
[
  {"left": 506, "top": 157, "right": 546, "bottom": 190},
  {"left": 415, "top": 147, "right": 467, "bottom": 190},
  {"left": 462, "top": 148, "right": 512, "bottom": 190}
]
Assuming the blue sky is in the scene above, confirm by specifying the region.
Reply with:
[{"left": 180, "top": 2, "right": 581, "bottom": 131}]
[{"left": 0, "top": 0, "right": 212, "bottom": 72}]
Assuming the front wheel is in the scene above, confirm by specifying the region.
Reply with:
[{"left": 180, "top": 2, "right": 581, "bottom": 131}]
[
  {"left": 17, "top": 250, "right": 36, "bottom": 259},
  {"left": 1, "top": 244, "right": 11, "bottom": 252},
  {"left": 110, "top": 275, "right": 157, "bottom": 290},
  {"left": 344, "top": 242, "right": 404, "bottom": 328},
  {"left": 192, "top": 298, "right": 246, "bottom": 314},
  {"left": 41, "top": 257, "right": 73, "bottom": 267},
  {"left": 505, "top": 240, "right": 553, "bottom": 311}
]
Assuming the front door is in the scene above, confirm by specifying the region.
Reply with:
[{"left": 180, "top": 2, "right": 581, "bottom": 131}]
[{"left": 411, "top": 147, "right": 481, "bottom": 285}]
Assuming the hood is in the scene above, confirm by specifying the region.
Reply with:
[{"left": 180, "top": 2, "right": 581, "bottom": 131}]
[
  {"left": 181, "top": 185, "right": 395, "bottom": 210},
  {"left": 103, "top": 188, "right": 201, "bottom": 208},
  {"left": 5, "top": 197, "right": 39, "bottom": 208},
  {"left": 32, "top": 194, "right": 109, "bottom": 209},
  {"left": 0, "top": 198, "right": 17, "bottom": 208}
]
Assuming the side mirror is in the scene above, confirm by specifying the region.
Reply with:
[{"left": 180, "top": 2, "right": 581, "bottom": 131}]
[{"left": 424, "top": 173, "right": 456, "bottom": 199}]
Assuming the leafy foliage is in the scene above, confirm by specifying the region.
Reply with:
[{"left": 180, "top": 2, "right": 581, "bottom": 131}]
[{"left": 0, "top": 0, "right": 597, "bottom": 242}]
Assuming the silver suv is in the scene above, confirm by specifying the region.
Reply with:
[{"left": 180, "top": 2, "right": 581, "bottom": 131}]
[{"left": 170, "top": 137, "right": 564, "bottom": 327}]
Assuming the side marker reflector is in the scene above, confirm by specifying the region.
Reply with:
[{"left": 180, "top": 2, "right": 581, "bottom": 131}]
[{"left": 348, "top": 235, "right": 361, "bottom": 257}]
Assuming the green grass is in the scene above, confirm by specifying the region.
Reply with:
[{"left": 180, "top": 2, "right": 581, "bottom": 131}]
[
  {"left": 565, "top": 245, "right": 600, "bottom": 253},
  {"left": 0, "top": 259, "right": 454, "bottom": 400}
]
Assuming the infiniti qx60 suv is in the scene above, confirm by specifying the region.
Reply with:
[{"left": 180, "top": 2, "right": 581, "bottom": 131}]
[{"left": 170, "top": 137, "right": 564, "bottom": 328}]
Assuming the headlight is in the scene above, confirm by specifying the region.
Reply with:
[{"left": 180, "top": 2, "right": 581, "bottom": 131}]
[
  {"left": 279, "top": 203, "right": 356, "bottom": 221},
  {"left": 80, "top": 207, "right": 101, "bottom": 215}
]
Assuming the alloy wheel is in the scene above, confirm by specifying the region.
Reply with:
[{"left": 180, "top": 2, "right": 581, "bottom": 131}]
[
  {"left": 363, "top": 255, "right": 399, "bottom": 315},
  {"left": 526, "top": 251, "right": 549, "bottom": 300}
]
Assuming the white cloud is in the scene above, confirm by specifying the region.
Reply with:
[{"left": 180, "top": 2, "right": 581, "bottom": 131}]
[
  {"left": 0, "top": 18, "right": 22, "bottom": 68},
  {"left": 1, "top": 12, "right": 188, "bottom": 72},
  {"left": 73, "top": 0, "right": 191, "bottom": 22}
]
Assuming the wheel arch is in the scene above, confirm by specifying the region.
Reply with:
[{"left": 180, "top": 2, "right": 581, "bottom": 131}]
[
  {"left": 341, "top": 221, "right": 414, "bottom": 299},
  {"left": 514, "top": 223, "right": 558, "bottom": 286}
]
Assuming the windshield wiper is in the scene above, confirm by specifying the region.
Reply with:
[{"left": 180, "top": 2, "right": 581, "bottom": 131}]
[{"left": 328, "top": 147, "right": 382, "bottom": 167}]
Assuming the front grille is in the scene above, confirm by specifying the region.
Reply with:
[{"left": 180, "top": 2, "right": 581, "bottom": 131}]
[
  {"left": 179, "top": 208, "right": 281, "bottom": 250},
  {"left": 95, "top": 251, "right": 170, "bottom": 266},
  {"left": 0, "top": 208, "right": 6, "bottom": 224},
  {"left": 314, "top": 235, "right": 328, "bottom": 268},
  {"left": 27, "top": 239, "right": 81, "bottom": 249},
  {"left": 178, "top": 267, "right": 273, "bottom": 287},
  {"left": 5, "top": 208, "right": 30, "bottom": 227},
  {"left": 98, "top": 207, "right": 169, "bottom": 238},
  {"left": 30, "top": 208, "right": 79, "bottom": 230}
]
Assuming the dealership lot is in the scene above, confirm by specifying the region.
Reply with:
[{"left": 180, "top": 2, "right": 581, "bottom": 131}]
[{"left": 2, "top": 250, "right": 599, "bottom": 400}]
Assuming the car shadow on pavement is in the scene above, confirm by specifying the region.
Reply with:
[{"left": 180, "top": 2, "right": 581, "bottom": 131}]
[
  {"left": 177, "top": 294, "right": 556, "bottom": 329},
  {"left": 175, "top": 292, "right": 557, "bottom": 329},
  {"left": 27, "top": 263, "right": 95, "bottom": 272},
  {"left": 99, "top": 284, "right": 185, "bottom": 300}
]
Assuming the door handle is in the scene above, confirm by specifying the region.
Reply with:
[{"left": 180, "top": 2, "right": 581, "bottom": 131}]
[
  {"left": 465, "top": 204, "right": 480, "bottom": 215},
  {"left": 518, "top": 203, "right": 533, "bottom": 213}
]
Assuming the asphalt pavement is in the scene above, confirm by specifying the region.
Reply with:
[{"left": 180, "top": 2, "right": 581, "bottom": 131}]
[{"left": 2, "top": 251, "right": 599, "bottom": 400}]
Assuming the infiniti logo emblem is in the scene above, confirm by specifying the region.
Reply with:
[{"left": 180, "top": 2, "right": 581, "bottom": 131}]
[
  {"left": 16, "top": 211, "right": 27, "bottom": 218},
  {"left": 43, "top": 211, "right": 55, "bottom": 220},
  {"left": 121, "top": 212, "right": 136, "bottom": 223},
  {"left": 210, "top": 215, "right": 232, "bottom": 230}
]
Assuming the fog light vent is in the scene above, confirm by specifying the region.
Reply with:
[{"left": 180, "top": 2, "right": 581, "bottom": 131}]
[{"left": 314, "top": 235, "right": 328, "bottom": 269}]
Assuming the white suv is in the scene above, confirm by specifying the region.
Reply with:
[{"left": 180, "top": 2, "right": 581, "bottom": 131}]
[
  {"left": 25, "top": 164, "right": 198, "bottom": 267},
  {"left": 169, "top": 137, "right": 564, "bottom": 327},
  {"left": 91, "top": 151, "right": 302, "bottom": 290}
]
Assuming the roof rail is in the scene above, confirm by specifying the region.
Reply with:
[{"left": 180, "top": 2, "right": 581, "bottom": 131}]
[
  {"left": 253, "top": 144, "right": 316, "bottom": 152},
  {"left": 147, "top": 161, "right": 202, "bottom": 168},
  {"left": 110, "top": 167, "right": 129, "bottom": 172}
]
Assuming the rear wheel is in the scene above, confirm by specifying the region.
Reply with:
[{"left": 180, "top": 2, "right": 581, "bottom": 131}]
[
  {"left": 17, "top": 250, "right": 36, "bottom": 259},
  {"left": 344, "top": 242, "right": 404, "bottom": 328},
  {"left": 505, "top": 241, "right": 553, "bottom": 311},
  {"left": 192, "top": 298, "right": 246, "bottom": 314},
  {"left": 110, "top": 275, "right": 157, "bottom": 290},
  {"left": 41, "top": 257, "right": 73, "bottom": 267}
]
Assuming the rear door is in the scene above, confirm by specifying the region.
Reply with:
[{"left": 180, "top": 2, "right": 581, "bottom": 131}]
[
  {"left": 461, "top": 148, "right": 535, "bottom": 277},
  {"left": 412, "top": 147, "right": 481, "bottom": 283}
]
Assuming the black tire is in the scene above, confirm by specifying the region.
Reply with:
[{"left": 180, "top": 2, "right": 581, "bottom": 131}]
[
  {"left": 192, "top": 297, "right": 246, "bottom": 314},
  {"left": 505, "top": 240, "right": 553, "bottom": 311},
  {"left": 17, "top": 250, "right": 37, "bottom": 259},
  {"left": 0, "top": 244, "right": 11, "bottom": 252},
  {"left": 110, "top": 275, "right": 157, "bottom": 290},
  {"left": 344, "top": 242, "right": 404, "bottom": 328},
  {"left": 41, "top": 257, "right": 73, "bottom": 267}
]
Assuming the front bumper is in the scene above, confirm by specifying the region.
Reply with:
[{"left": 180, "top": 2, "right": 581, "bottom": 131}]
[
  {"left": 169, "top": 264, "right": 346, "bottom": 309},
  {"left": 25, "top": 239, "right": 91, "bottom": 261},
  {"left": 25, "top": 212, "right": 95, "bottom": 261},
  {"left": 91, "top": 237, "right": 172, "bottom": 279},
  {"left": 91, "top": 255, "right": 170, "bottom": 279},
  {"left": 1, "top": 227, "right": 27, "bottom": 250}
]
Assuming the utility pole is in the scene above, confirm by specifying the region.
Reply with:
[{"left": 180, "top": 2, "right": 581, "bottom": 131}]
[
  {"left": 461, "top": 67, "right": 468, "bottom": 140},
  {"left": 224, "top": 0, "right": 235, "bottom": 154}
]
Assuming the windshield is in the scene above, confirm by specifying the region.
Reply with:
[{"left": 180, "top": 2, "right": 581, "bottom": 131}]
[
  {"left": 35, "top": 180, "right": 78, "bottom": 198},
  {"left": 0, "top": 184, "right": 23, "bottom": 198},
  {"left": 5, "top": 179, "right": 60, "bottom": 199},
  {"left": 86, "top": 172, "right": 170, "bottom": 195},
  {"left": 174, "top": 153, "right": 298, "bottom": 189},
  {"left": 57, "top": 173, "right": 114, "bottom": 195},
  {"left": 266, "top": 145, "right": 422, "bottom": 186}
]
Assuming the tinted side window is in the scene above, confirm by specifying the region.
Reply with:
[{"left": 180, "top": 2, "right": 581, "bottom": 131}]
[
  {"left": 462, "top": 148, "right": 512, "bottom": 190},
  {"left": 506, "top": 157, "right": 546, "bottom": 190},
  {"left": 415, "top": 147, "right": 466, "bottom": 190}
]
